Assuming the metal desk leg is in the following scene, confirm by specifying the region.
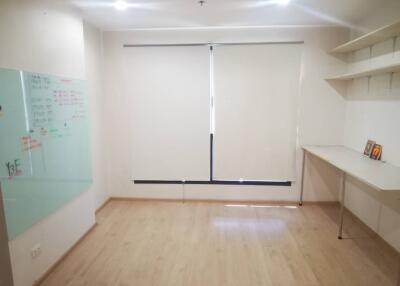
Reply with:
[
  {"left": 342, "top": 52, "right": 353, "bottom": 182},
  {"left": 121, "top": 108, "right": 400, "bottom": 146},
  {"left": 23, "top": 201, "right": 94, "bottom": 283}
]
[
  {"left": 338, "top": 172, "right": 346, "bottom": 239},
  {"left": 299, "top": 150, "right": 306, "bottom": 206}
]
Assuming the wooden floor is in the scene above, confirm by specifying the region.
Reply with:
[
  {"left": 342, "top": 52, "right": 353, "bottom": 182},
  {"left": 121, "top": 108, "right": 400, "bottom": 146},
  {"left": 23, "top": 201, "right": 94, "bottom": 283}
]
[{"left": 40, "top": 200, "right": 400, "bottom": 286}]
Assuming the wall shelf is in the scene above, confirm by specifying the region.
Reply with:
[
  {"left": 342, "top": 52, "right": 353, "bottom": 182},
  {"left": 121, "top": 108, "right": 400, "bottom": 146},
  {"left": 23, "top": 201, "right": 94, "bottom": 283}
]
[
  {"left": 326, "top": 62, "right": 400, "bottom": 81},
  {"left": 331, "top": 20, "right": 400, "bottom": 53}
]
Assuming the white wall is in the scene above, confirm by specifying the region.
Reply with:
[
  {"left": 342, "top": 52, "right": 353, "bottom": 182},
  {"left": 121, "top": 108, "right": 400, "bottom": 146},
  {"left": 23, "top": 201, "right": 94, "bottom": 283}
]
[
  {"left": 0, "top": 1, "right": 107, "bottom": 285},
  {"left": 102, "top": 26, "right": 349, "bottom": 202},
  {"left": 356, "top": 1, "right": 400, "bottom": 32},
  {"left": 84, "top": 23, "right": 109, "bottom": 209},
  {"left": 340, "top": 11, "right": 400, "bottom": 251},
  {"left": 349, "top": 1, "right": 400, "bottom": 39},
  {"left": 0, "top": 0, "right": 85, "bottom": 79}
]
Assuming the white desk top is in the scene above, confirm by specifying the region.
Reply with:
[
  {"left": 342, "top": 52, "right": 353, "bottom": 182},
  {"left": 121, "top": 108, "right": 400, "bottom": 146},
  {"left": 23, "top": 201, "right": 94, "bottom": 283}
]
[{"left": 303, "top": 145, "right": 400, "bottom": 192}]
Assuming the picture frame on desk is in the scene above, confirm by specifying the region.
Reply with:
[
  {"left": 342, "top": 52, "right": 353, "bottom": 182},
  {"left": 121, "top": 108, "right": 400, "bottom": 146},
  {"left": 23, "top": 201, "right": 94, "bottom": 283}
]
[
  {"left": 364, "top": 140, "right": 375, "bottom": 156},
  {"left": 370, "top": 144, "right": 382, "bottom": 160}
]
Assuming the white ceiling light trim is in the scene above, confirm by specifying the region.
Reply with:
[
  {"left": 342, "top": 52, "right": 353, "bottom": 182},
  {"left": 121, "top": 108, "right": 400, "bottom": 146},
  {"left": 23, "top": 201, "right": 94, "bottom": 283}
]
[
  {"left": 114, "top": 0, "right": 128, "bottom": 10},
  {"left": 71, "top": 0, "right": 142, "bottom": 9},
  {"left": 69, "top": 0, "right": 395, "bottom": 31},
  {"left": 275, "top": 0, "right": 291, "bottom": 6}
]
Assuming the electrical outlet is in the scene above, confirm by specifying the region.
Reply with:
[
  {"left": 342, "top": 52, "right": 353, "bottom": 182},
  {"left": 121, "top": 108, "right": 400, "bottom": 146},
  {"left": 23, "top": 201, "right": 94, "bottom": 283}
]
[{"left": 30, "top": 244, "right": 41, "bottom": 259}]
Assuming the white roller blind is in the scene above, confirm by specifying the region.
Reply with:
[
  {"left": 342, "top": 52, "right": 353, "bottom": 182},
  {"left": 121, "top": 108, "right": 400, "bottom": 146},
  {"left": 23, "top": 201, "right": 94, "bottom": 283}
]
[
  {"left": 213, "top": 44, "right": 302, "bottom": 181},
  {"left": 124, "top": 45, "right": 210, "bottom": 180}
]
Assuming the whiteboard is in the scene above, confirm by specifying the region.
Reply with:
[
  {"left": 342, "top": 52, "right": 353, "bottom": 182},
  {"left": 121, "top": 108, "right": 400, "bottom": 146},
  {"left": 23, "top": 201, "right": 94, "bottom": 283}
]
[{"left": 0, "top": 68, "right": 92, "bottom": 239}]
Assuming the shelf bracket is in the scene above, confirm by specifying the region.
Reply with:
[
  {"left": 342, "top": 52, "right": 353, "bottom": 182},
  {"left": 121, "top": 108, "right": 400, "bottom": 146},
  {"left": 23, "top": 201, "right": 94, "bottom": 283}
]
[
  {"left": 390, "top": 72, "right": 394, "bottom": 90},
  {"left": 393, "top": 36, "right": 398, "bottom": 57},
  {"left": 369, "top": 45, "right": 373, "bottom": 61},
  {"left": 367, "top": 75, "right": 371, "bottom": 92}
]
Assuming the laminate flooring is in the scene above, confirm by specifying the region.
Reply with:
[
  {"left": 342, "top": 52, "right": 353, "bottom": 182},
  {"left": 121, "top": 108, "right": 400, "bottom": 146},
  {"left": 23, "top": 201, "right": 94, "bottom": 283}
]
[{"left": 40, "top": 200, "right": 400, "bottom": 286}]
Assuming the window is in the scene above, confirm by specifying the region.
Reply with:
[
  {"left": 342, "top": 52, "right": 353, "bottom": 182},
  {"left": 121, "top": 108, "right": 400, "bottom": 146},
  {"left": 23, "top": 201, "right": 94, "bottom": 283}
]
[
  {"left": 125, "top": 43, "right": 303, "bottom": 183},
  {"left": 213, "top": 44, "right": 302, "bottom": 181}
]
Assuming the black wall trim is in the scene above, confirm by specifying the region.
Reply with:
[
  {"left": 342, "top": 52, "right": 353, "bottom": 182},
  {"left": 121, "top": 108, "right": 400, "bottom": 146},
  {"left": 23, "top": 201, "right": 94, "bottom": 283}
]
[
  {"left": 134, "top": 180, "right": 183, "bottom": 184},
  {"left": 133, "top": 180, "right": 291, "bottom": 186}
]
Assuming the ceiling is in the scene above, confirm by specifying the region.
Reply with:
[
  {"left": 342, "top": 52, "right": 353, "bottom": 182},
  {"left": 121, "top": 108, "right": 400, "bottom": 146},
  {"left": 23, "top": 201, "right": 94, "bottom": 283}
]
[{"left": 68, "top": 0, "right": 396, "bottom": 31}]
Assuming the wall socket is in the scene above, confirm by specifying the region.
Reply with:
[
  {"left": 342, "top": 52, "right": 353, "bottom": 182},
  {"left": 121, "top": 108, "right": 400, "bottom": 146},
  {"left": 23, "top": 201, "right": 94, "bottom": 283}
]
[{"left": 30, "top": 244, "right": 41, "bottom": 259}]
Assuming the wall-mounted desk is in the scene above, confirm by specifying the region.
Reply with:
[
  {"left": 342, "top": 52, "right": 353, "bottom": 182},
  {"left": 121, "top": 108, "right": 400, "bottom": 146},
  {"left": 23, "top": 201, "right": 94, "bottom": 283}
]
[
  {"left": 299, "top": 145, "right": 400, "bottom": 286},
  {"left": 299, "top": 145, "right": 400, "bottom": 238}
]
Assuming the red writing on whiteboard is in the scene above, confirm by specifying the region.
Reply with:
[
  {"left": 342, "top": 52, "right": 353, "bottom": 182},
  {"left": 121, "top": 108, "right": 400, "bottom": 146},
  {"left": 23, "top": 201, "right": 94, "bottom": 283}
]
[{"left": 20, "top": 136, "right": 42, "bottom": 151}]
